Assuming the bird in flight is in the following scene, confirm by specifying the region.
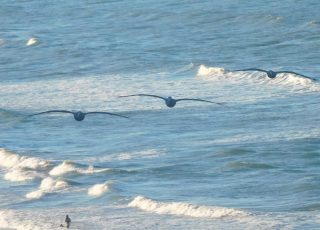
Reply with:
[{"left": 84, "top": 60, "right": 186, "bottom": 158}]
[
  {"left": 232, "top": 68, "right": 315, "bottom": 80},
  {"left": 30, "top": 110, "right": 128, "bottom": 121},
  {"left": 119, "top": 94, "right": 223, "bottom": 108}
]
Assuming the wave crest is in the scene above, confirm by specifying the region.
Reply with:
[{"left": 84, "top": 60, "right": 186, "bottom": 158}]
[
  {"left": 197, "top": 65, "right": 225, "bottom": 76},
  {"left": 0, "top": 148, "right": 49, "bottom": 170},
  {"left": 128, "top": 196, "right": 249, "bottom": 218},
  {"left": 196, "top": 65, "right": 319, "bottom": 91},
  {"left": 49, "top": 161, "right": 110, "bottom": 176},
  {"left": 4, "top": 169, "right": 42, "bottom": 182},
  {"left": 26, "top": 177, "right": 68, "bottom": 200},
  {"left": 88, "top": 183, "right": 110, "bottom": 197},
  {"left": 0, "top": 148, "right": 49, "bottom": 182}
]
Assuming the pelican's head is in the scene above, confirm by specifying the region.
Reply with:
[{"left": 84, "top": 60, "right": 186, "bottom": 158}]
[{"left": 74, "top": 111, "right": 85, "bottom": 121}]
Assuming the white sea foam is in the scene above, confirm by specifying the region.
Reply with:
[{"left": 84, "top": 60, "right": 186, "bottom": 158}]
[
  {"left": 0, "top": 71, "right": 223, "bottom": 113},
  {"left": 26, "top": 177, "right": 68, "bottom": 200},
  {"left": 0, "top": 210, "right": 43, "bottom": 230},
  {"left": 39, "top": 177, "right": 67, "bottom": 190},
  {"left": 25, "top": 190, "right": 45, "bottom": 200},
  {"left": 49, "top": 161, "right": 109, "bottom": 176},
  {"left": 197, "top": 65, "right": 225, "bottom": 76},
  {"left": 26, "top": 37, "right": 38, "bottom": 46},
  {"left": 0, "top": 148, "right": 49, "bottom": 182},
  {"left": 48, "top": 161, "right": 76, "bottom": 176},
  {"left": 197, "top": 65, "right": 320, "bottom": 91},
  {"left": 88, "top": 183, "right": 110, "bottom": 197},
  {"left": 0, "top": 206, "right": 291, "bottom": 230},
  {"left": 0, "top": 148, "right": 49, "bottom": 170},
  {"left": 4, "top": 169, "right": 41, "bottom": 182},
  {"left": 117, "top": 149, "right": 165, "bottom": 161},
  {"left": 84, "top": 149, "right": 166, "bottom": 163},
  {"left": 270, "top": 72, "right": 314, "bottom": 87},
  {"left": 128, "top": 196, "right": 249, "bottom": 218}
]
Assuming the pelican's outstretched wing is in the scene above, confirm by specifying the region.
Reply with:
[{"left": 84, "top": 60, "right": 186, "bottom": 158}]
[
  {"left": 233, "top": 68, "right": 268, "bottom": 73},
  {"left": 30, "top": 110, "right": 73, "bottom": 116},
  {"left": 276, "top": 71, "right": 316, "bottom": 81},
  {"left": 85, "top": 112, "right": 129, "bottom": 119},
  {"left": 119, "top": 94, "right": 166, "bottom": 100},
  {"left": 176, "top": 98, "right": 224, "bottom": 105}
]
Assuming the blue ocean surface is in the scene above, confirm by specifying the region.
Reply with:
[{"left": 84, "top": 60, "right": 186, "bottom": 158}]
[{"left": 1, "top": 0, "right": 320, "bottom": 229}]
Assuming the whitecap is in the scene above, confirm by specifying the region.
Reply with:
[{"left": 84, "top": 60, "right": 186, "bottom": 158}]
[
  {"left": 0, "top": 148, "right": 49, "bottom": 170},
  {"left": 4, "top": 169, "right": 41, "bottom": 182},
  {"left": 88, "top": 183, "right": 109, "bottom": 197},
  {"left": 49, "top": 161, "right": 109, "bottom": 176},
  {"left": 26, "top": 37, "right": 38, "bottom": 46},
  {"left": 128, "top": 196, "right": 249, "bottom": 218},
  {"left": 26, "top": 177, "right": 68, "bottom": 200},
  {"left": 196, "top": 65, "right": 320, "bottom": 92},
  {"left": 197, "top": 64, "right": 225, "bottom": 77}
]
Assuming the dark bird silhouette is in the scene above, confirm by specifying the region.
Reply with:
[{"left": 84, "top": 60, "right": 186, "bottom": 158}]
[
  {"left": 233, "top": 68, "right": 315, "bottom": 80},
  {"left": 119, "top": 94, "right": 223, "bottom": 108},
  {"left": 30, "top": 110, "right": 128, "bottom": 121}
]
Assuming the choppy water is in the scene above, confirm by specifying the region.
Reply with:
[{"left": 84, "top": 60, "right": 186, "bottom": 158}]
[{"left": 1, "top": 0, "right": 320, "bottom": 229}]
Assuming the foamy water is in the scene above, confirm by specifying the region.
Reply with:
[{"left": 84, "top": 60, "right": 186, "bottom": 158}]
[
  {"left": 26, "top": 177, "right": 68, "bottom": 200},
  {"left": 1, "top": 0, "right": 320, "bottom": 229},
  {"left": 49, "top": 161, "right": 109, "bottom": 176},
  {"left": 0, "top": 148, "right": 49, "bottom": 182},
  {"left": 4, "top": 169, "right": 42, "bottom": 182},
  {"left": 0, "top": 148, "right": 49, "bottom": 170},
  {"left": 129, "top": 196, "right": 249, "bottom": 218},
  {"left": 197, "top": 65, "right": 320, "bottom": 92},
  {"left": 88, "top": 182, "right": 110, "bottom": 197},
  {"left": 26, "top": 37, "right": 38, "bottom": 46}
]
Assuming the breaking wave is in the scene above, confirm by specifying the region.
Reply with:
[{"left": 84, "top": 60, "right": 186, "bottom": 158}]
[
  {"left": 88, "top": 182, "right": 110, "bottom": 197},
  {"left": 0, "top": 148, "right": 49, "bottom": 182},
  {"left": 49, "top": 161, "right": 110, "bottom": 176},
  {"left": 0, "top": 148, "right": 112, "bottom": 200},
  {"left": 0, "top": 148, "right": 110, "bottom": 181},
  {"left": 0, "top": 148, "right": 49, "bottom": 170},
  {"left": 26, "top": 177, "right": 68, "bottom": 200},
  {"left": 197, "top": 65, "right": 320, "bottom": 91},
  {"left": 197, "top": 65, "right": 226, "bottom": 76},
  {"left": 4, "top": 169, "right": 43, "bottom": 182},
  {"left": 128, "top": 196, "right": 249, "bottom": 218}
]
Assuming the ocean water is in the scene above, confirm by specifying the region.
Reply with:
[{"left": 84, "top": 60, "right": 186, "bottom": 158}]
[{"left": 1, "top": 0, "right": 320, "bottom": 229}]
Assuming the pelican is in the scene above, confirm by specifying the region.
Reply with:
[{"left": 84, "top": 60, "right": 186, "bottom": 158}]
[
  {"left": 232, "top": 68, "right": 315, "bottom": 80},
  {"left": 30, "top": 110, "right": 128, "bottom": 121},
  {"left": 119, "top": 94, "right": 223, "bottom": 108}
]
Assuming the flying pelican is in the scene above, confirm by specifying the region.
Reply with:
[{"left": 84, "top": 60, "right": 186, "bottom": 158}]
[
  {"left": 119, "top": 94, "right": 223, "bottom": 108},
  {"left": 30, "top": 110, "right": 128, "bottom": 121},
  {"left": 232, "top": 68, "right": 315, "bottom": 80}
]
